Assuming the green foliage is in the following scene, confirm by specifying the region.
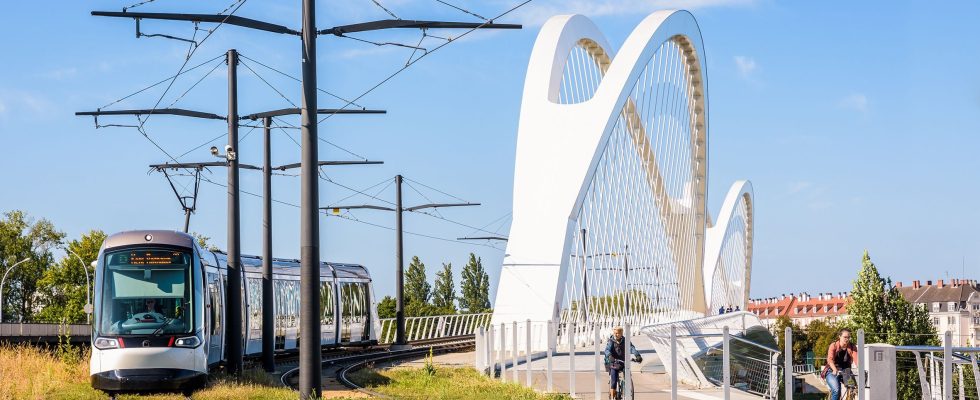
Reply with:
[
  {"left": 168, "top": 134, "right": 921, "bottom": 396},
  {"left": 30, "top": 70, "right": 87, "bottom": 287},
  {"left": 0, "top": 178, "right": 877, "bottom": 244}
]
[
  {"left": 56, "top": 324, "right": 82, "bottom": 365},
  {"left": 805, "top": 318, "right": 839, "bottom": 368},
  {"left": 0, "top": 210, "right": 65, "bottom": 323},
  {"left": 377, "top": 295, "right": 396, "bottom": 319},
  {"left": 36, "top": 230, "right": 106, "bottom": 323},
  {"left": 423, "top": 347, "right": 436, "bottom": 376},
  {"left": 459, "top": 253, "right": 491, "bottom": 313},
  {"left": 845, "top": 250, "right": 938, "bottom": 400},
  {"left": 773, "top": 315, "right": 809, "bottom": 364},
  {"left": 405, "top": 256, "right": 431, "bottom": 306},
  {"left": 433, "top": 262, "right": 457, "bottom": 313},
  {"left": 192, "top": 232, "right": 220, "bottom": 251}
]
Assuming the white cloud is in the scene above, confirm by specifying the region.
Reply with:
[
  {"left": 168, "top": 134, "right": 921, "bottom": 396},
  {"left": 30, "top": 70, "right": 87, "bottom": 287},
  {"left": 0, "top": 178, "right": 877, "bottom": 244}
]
[
  {"left": 839, "top": 93, "right": 869, "bottom": 113},
  {"left": 734, "top": 56, "right": 756, "bottom": 79}
]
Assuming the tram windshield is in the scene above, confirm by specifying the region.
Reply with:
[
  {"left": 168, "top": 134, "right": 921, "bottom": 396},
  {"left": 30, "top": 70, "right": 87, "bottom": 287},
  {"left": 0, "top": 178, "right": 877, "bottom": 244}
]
[{"left": 97, "top": 248, "right": 195, "bottom": 336}]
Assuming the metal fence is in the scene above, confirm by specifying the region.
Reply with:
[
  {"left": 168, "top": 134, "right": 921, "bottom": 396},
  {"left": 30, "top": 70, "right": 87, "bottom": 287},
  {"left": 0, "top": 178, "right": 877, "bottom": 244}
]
[
  {"left": 378, "top": 313, "right": 492, "bottom": 344},
  {"left": 474, "top": 316, "right": 782, "bottom": 400}
]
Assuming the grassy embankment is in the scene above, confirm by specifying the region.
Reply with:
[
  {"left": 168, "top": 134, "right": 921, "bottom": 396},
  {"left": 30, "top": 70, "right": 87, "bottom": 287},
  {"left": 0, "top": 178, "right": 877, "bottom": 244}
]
[
  {"left": 0, "top": 344, "right": 568, "bottom": 399},
  {"left": 349, "top": 366, "right": 571, "bottom": 400}
]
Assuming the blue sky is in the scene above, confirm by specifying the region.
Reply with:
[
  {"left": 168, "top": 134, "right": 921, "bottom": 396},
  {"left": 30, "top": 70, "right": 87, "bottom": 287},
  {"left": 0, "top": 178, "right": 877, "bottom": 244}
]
[{"left": 1, "top": 0, "right": 979, "bottom": 302}]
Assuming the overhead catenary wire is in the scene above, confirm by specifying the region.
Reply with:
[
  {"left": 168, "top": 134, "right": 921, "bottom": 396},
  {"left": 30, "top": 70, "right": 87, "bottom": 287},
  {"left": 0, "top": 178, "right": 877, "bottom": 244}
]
[
  {"left": 316, "top": 0, "right": 533, "bottom": 125},
  {"left": 369, "top": 0, "right": 400, "bottom": 19},
  {"left": 131, "top": 0, "right": 249, "bottom": 160},
  {"left": 434, "top": 0, "right": 487, "bottom": 21},
  {"left": 197, "top": 175, "right": 500, "bottom": 250},
  {"left": 272, "top": 116, "right": 370, "bottom": 161},
  {"left": 239, "top": 58, "right": 298, "bottom": 108},
  {"left": 237, "top": 54, "right": 365, "bottom": 109},
  {"left": 97, "top": 53, "right": 226, "bottom": 111}
]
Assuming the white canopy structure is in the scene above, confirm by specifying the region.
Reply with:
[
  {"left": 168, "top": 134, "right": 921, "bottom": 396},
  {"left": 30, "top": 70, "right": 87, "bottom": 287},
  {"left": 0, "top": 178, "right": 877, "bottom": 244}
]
[{"left": 491, "top": 10, "right": 754, "bottom": 349}]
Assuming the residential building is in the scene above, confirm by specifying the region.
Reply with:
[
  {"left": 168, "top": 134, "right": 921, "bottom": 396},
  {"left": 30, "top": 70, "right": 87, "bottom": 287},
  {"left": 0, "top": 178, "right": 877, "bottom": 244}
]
[
  {"left": 895, "top": 279, "right": 980, "bottom": 346},
  {"left": 747, "top": 292, "right": 849, "bottom": 329}
]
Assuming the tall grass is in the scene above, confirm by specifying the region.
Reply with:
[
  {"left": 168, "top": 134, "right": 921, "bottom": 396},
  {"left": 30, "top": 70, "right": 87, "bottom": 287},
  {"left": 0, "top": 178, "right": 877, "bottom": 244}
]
[
  {"left": 0, "top": 343, "right": 304, "bottom": 400},
  {"left": 350, "top": 366, "right": 572, "bottom": 400}
]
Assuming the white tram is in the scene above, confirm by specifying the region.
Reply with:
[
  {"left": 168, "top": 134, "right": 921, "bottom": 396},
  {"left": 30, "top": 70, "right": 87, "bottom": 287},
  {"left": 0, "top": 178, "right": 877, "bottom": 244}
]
[{"left": 89, "top": 230, "right": 379, "bottom": 395}]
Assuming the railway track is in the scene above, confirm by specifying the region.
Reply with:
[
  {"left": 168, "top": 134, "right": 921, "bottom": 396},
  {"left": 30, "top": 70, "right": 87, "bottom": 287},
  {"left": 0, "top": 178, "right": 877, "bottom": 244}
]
[{"left": 280, "top": 336, "right": 476, "bottom": 396}]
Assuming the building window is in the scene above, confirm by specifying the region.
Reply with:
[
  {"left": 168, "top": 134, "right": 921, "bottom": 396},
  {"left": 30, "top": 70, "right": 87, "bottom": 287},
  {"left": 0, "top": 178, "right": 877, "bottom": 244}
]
[
  {"left": 972, "top": 304, "right": 979, "bottom": 311},
  {"left": 933, "top": 317, "right": 940, "bottom": 326},
  {"left": 949, "top": 302, "right": 958, "bottom": 311},
  {"left": 949, "top": 316, "right": 956, "bottom": 324},
  {"left": 934, "top": 303, "right": 941, "bottom": 312}
]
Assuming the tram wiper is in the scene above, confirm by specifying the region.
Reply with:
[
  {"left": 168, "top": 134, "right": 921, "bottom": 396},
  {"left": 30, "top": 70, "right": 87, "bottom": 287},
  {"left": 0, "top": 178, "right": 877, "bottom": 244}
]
[{"left": 151, "top": 317, "right": 176, "bottom": 336}]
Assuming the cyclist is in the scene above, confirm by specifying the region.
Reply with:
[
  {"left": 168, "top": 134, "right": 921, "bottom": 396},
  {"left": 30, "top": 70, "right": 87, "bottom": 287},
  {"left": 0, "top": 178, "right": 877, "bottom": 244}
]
[
  {"left": 604, "top": 326, "right": 642, "bottom": 400},
  {"left": 825, "top": 328, "right": 858, "bottom": 400}
]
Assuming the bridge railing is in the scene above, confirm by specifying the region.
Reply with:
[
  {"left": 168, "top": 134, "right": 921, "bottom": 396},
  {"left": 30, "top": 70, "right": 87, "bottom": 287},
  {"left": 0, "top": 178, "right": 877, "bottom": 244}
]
[
  {"left": 0, "top": 323, "right": 91, "bottom": 337},
  {"left": 378, "top": 313, "right": 492, "bottom": 344}
]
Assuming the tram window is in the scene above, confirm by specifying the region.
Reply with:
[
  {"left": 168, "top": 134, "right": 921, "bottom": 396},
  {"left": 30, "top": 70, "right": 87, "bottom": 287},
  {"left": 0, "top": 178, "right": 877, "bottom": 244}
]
[
  {"left": 208, "top": 273, "right": 220, "bottom": 336},
  {"left": 320, "top": 281, "right": 334, "bottom": 325},
  {"left": 247, "top": 278, "right": 262, "bottom": 331}
]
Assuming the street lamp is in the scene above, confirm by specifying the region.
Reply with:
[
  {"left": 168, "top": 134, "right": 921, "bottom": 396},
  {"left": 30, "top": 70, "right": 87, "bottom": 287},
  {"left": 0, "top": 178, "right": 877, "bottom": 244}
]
[
  {"left": 62, "top": 246, "right": 93, "bottom": 324},
  {"left": 0, "top": 258, "right": 32, "bottom": 323}
]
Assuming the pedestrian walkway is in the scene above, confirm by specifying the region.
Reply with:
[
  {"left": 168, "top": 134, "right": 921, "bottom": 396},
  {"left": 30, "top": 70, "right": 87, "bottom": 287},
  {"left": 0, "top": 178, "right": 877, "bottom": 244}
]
[{"left": 422, "top": 335, "right": 767, "bottom": 399}]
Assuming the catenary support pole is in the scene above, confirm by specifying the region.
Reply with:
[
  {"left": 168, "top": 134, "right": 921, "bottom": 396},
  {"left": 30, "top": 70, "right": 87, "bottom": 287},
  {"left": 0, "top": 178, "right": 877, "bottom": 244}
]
[
  {"left": 785, "top": 326, "right": 793, "bottom": 400},
  {"left": 225, "top": 48, "right": 244, "bottom": 376},
  {"left": 393, "top": 175, "right": 409, "bottom": 349},
  {"left": 261, "top": 116, "right": 275, "bottom": 372},
  {"left": 298, "top": 0, "right": 322, "bottom": 395}
]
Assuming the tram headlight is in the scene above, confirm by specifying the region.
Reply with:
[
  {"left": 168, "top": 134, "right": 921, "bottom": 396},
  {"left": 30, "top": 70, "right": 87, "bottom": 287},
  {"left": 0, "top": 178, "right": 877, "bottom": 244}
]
[
  {"left": 94, "top": 337, "right": 120, "bottom": 350},
  {"left": 174, "top": 335, "right": 201, "bottom": 348}
]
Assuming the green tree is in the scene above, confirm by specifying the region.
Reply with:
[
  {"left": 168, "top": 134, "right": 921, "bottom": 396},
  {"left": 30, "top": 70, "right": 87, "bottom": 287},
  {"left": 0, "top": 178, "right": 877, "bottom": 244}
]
[
  {"left": 432, "top": 262, "right": 457, "bottom": 313},
  {"left": 192, "top": 232, "right": 219, "bottom": 251},
  {"left": 772, "top": 315, "right": 808, "bottom": 364},
  {"left": 36, "top": 230, "right": 106, "bottom": 323},
  {"left": 377, "top": 295, "right": 396, "bottom": 319},
  {"left": 805, "top": 318, "right": 840, "bottom": 368},
  {"left": 405, "top": 256, "right": 431, "bottom": 306},
  {"left": 459, "top": 253, "right": 491, "bottom": 313},
  {"left": 0, "top": 210, "right": 64, "bottom": 323},
  {"left": 846, "top": 250, "right": 937, "bottom": 400}
]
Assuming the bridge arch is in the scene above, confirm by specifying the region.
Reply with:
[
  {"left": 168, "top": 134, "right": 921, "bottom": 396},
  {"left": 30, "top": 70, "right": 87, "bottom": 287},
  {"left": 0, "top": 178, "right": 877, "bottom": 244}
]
[{"left": 493, "top": 10, "right": 749, "bottom": 349}]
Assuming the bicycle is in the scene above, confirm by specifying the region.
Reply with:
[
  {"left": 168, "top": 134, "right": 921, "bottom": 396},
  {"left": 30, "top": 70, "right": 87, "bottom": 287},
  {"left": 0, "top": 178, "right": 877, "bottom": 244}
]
[
  {"left": 837, "top": 368, "right": 857, "bottom": 400},
  {"left": 608, "top": 355, "right": 641, "bottom": 400}
]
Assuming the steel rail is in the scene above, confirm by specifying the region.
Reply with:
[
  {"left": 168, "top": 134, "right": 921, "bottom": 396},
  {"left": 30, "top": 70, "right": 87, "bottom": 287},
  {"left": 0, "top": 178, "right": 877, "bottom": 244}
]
[{"left": 279, "top": 336, "right": 475, "bottom": 392}]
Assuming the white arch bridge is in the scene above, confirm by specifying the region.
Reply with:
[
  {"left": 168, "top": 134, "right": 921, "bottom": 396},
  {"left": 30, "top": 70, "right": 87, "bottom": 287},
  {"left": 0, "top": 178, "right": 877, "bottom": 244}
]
[{"left": 491, "top": 10, "right": 755, "bottom": 350}]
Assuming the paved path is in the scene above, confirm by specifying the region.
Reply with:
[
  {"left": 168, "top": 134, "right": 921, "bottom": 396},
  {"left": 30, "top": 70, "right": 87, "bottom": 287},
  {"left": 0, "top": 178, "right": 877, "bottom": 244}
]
[{"left": 406, "top": 336, "right": 766, "bottom": 399}]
